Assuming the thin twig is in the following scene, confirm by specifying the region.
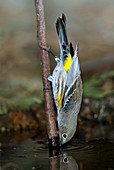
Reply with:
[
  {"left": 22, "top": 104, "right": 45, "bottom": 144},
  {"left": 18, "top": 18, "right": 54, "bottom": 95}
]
[{"left": 34, "top": 0, "right": 59, "bottom": 148}]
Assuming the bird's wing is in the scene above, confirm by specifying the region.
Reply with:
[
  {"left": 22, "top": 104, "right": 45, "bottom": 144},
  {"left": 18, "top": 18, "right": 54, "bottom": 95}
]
[{"left": 62, "top": 43, "right": 81, "bottom": 110}]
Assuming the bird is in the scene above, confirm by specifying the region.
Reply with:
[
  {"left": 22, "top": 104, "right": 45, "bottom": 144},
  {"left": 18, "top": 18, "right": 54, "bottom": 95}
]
[{"left": 48, "top": 13, "right": 82, "bottom": 145}]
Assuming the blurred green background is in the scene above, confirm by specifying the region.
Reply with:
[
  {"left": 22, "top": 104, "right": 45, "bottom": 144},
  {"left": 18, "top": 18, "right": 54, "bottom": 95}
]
[{"left": 0, "top": 0, "right": 114, "bottom": 112}]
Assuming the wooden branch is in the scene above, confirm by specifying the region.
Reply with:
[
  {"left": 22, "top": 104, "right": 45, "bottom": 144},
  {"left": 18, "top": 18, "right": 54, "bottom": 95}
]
[{"left": 34, "top": 0, "right": 59, "bottom": 148}]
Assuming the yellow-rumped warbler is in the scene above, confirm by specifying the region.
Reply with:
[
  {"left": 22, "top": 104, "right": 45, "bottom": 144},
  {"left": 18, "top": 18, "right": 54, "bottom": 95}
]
[{"left": 48, "top": 14, "right": 82, "bottom": 144}]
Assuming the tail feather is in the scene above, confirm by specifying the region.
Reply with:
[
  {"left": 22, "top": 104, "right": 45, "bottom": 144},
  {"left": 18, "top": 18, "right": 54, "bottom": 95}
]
[
  {"left": 56, "top": 14, "right": 69, "bottom": 63},
  {"left": 56, "top": 13, "right": 68, "bottom": 46}
]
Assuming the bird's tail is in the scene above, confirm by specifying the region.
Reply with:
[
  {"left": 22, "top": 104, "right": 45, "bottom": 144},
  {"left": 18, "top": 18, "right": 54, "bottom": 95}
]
[{"left": 56, "top": 14, "right": 69, "bottom": 63}]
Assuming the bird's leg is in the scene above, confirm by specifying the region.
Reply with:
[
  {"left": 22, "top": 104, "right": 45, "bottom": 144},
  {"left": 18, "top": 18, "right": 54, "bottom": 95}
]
[{"left": 40, "top": 46, "right": 60, "bottom": 63}]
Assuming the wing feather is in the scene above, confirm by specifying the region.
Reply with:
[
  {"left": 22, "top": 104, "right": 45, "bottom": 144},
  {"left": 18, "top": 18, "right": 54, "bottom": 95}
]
[{"left": 62, "top": 43, "right": 82, "bottom": 111}]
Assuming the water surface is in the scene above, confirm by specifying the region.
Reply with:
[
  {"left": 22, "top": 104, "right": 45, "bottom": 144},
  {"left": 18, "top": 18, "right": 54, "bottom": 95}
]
[{"left": 1, "top": 137, "right": 114, "bottom": 170}]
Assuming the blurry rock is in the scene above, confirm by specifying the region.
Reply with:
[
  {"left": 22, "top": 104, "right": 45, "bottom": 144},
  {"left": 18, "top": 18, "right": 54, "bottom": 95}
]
[{"left": 8, "top": 107, "right": 38, "bottom": 130}]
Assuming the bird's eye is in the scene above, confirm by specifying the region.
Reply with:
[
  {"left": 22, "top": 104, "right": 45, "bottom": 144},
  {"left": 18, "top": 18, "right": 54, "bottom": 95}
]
[
  {"left": 63, "top": 156, "right": 69, "bottom": 164},
  {"left": 62, "top": 133, "right": 67, "bottom": 139},
  {"left": 63, "top": 157, "right": 68, "bottom": 163}
]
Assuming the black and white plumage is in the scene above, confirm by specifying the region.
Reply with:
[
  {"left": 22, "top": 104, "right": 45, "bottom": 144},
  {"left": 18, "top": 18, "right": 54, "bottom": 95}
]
[{"left": 48, "top": 14, "right": 82, "bottom": 144}]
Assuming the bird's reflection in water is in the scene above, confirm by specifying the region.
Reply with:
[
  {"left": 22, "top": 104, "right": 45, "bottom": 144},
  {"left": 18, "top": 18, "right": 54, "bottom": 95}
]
[
  {"left": 60, "top": 153, "right": 79, "bottom": 170},
  {"left": 49, "top": 150, "right": 79, "bottom": 170}
]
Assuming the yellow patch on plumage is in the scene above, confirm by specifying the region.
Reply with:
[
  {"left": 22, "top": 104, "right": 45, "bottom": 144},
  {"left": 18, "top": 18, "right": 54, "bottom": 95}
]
[
  {"left": 63, "top": 52, "right": 72, "bottom": 72},
  {"left": 56, "top": 93, "right": 62, "bottom": 106}
]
